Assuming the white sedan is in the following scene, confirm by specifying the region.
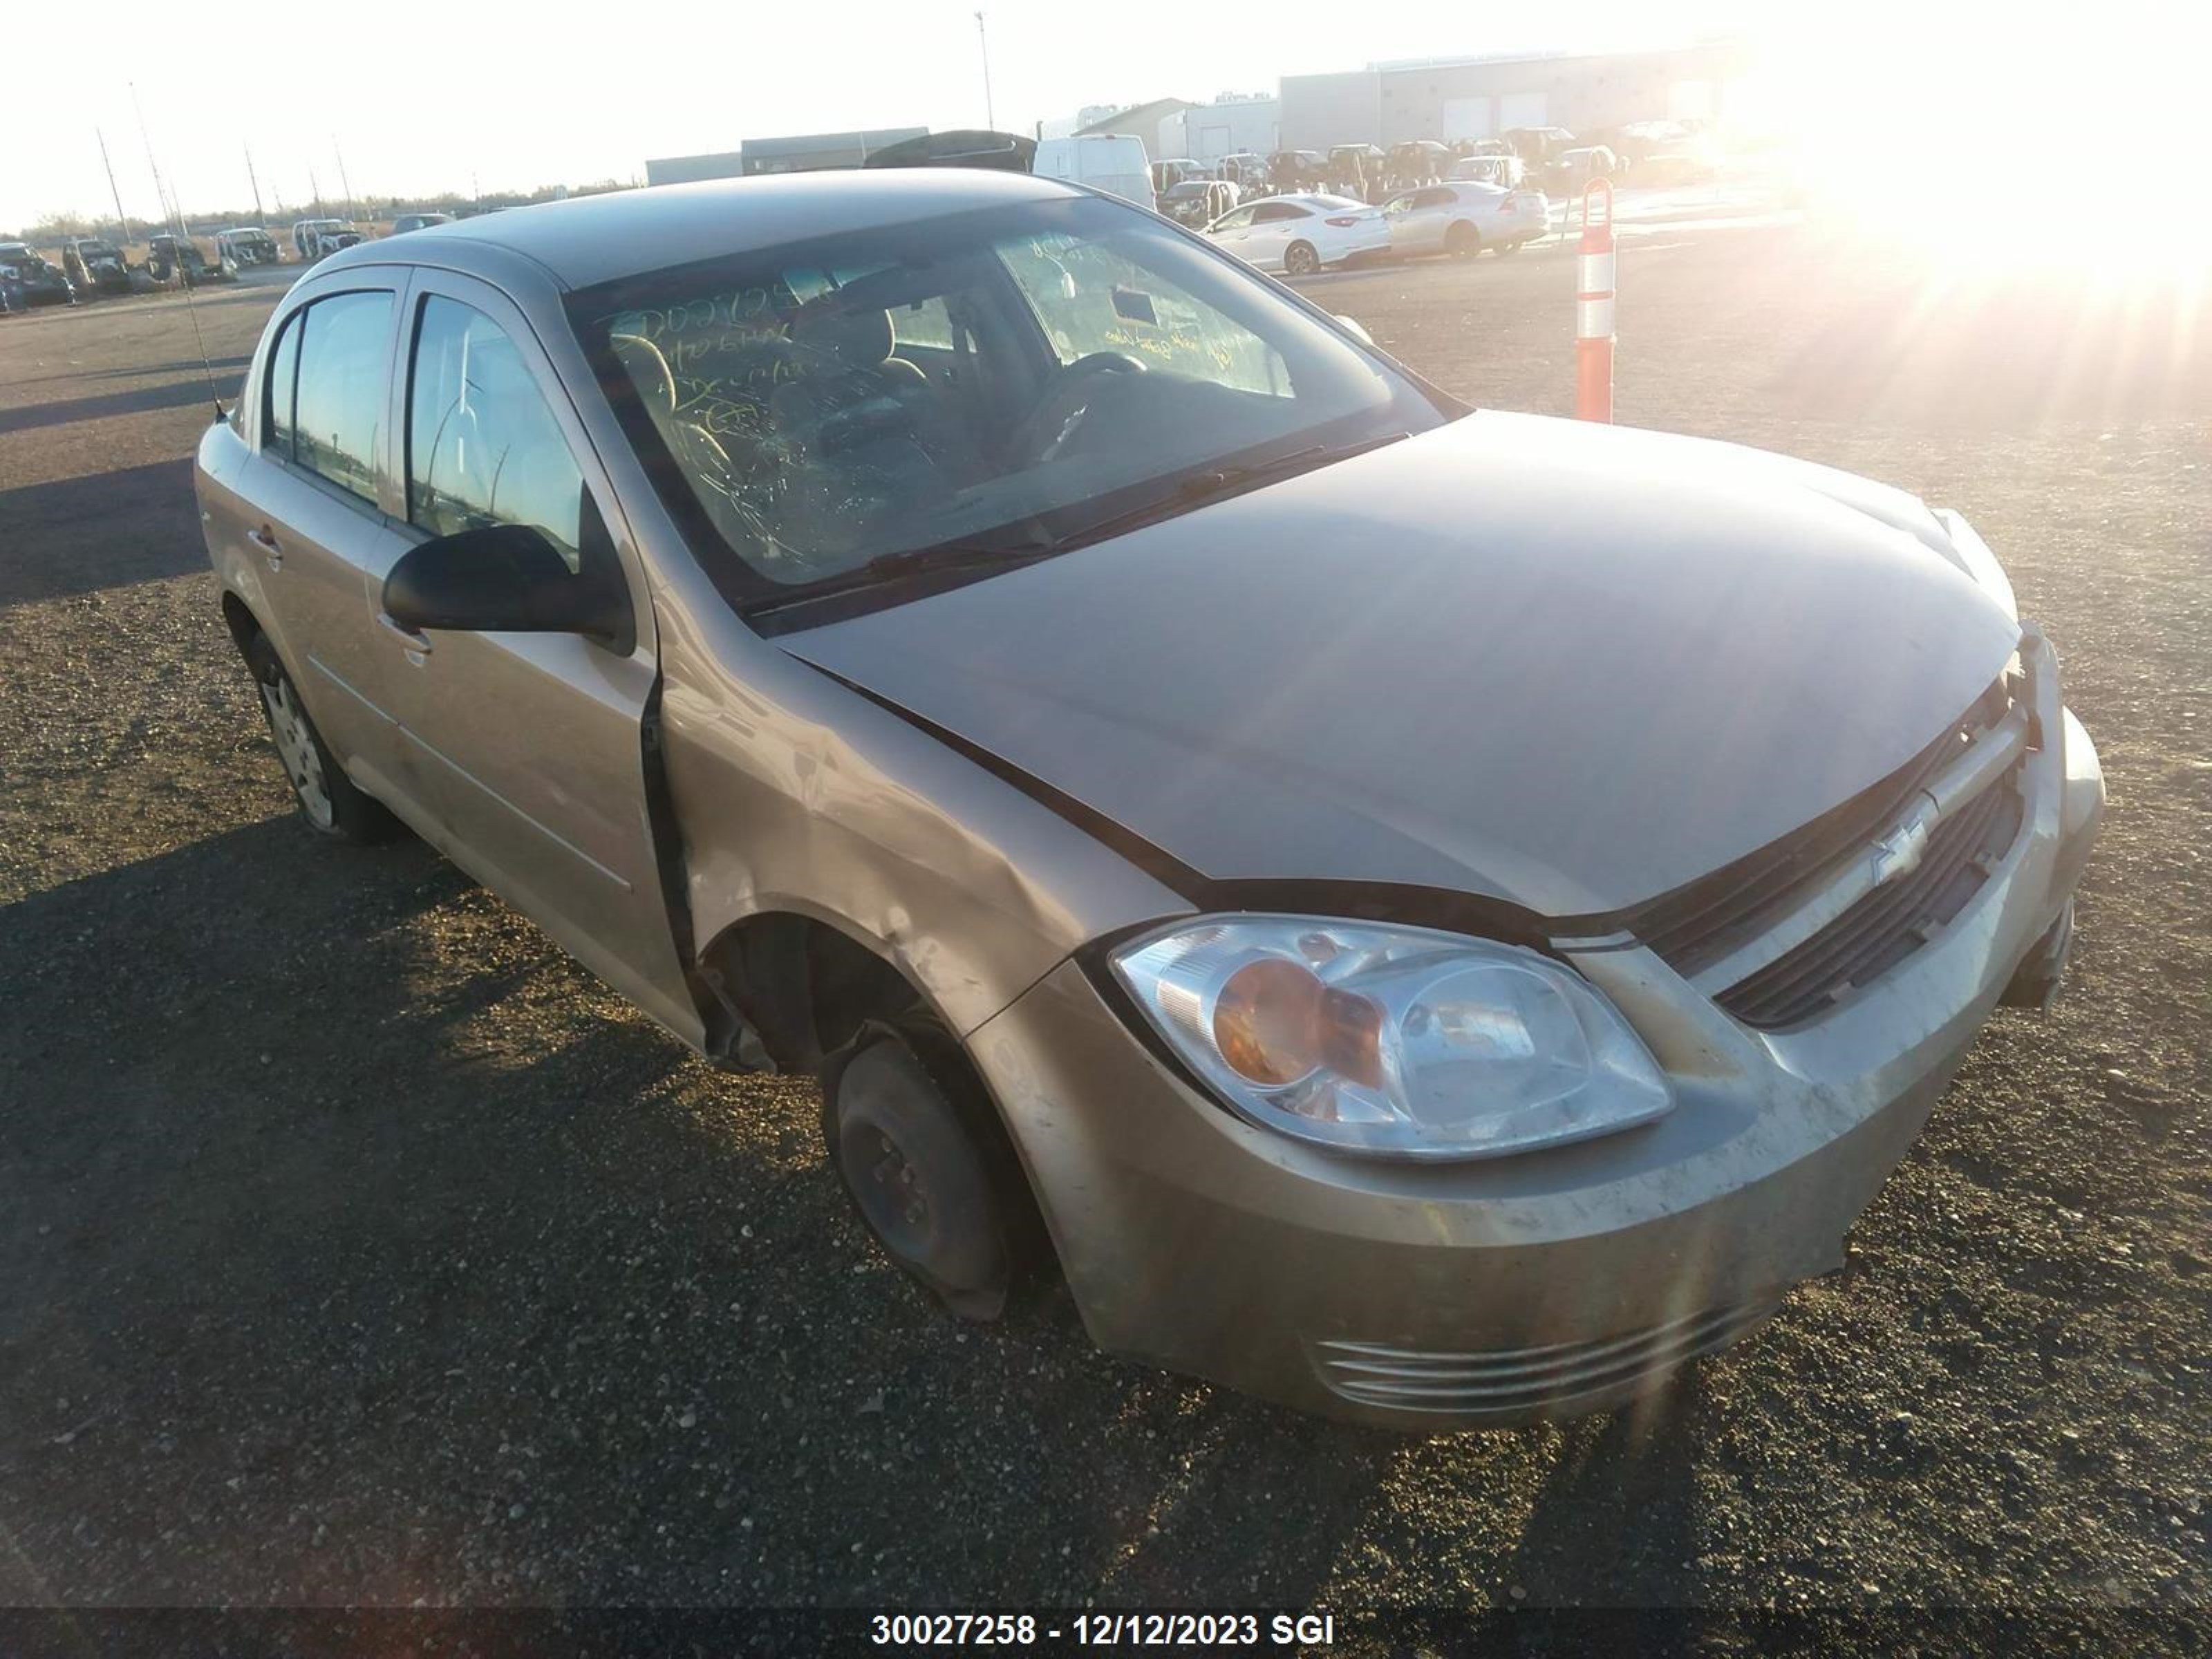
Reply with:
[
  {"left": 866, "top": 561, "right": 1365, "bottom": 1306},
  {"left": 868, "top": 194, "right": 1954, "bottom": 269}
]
[
  {"left": 1201, "top": 193, "right": 1389, "bottom": 276},
  {"left": 1381, "top": 181, "right": 1551, "bottom": 259}
]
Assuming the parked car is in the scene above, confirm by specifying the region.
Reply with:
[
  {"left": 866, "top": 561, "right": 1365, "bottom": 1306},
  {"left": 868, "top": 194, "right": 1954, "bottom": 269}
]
[
  {"left": 1545, "top": 144, "right": 1620, "bottom": 196},
  {"left": 1265, "top": 149, "right": 1327, "bottom": 191},
  {"left": 1386, "top": 140, "right": 1451, "bottom": 184},
  {"left": 0, "top": 241, "right": 77, "bottom": 306},
  {"left": 1633, "top": 151, "right": 1716, "bottom": 189},
  {"left": 1448, "top": 153, "right": 1527, "bottom": 189},
  {"left": 290, "top": 218, "right": 362, "bottom": 261},
  {"left": 1160, "top": 178, "right": 1238, "bottom": 227},
  {"left": 1150, "top": 158, "right": 1210, "bottom": 194},
  {"left": 1203, "top": 191, "right": 1388, "bottom": 274},
  {"left": 1501, "top": 126, "right": 1577, "bottom": 165},
  {"left": 1032, "top": 134, "right": 1154, "bottom": 212},
  {"left": 196, "top": 169, "right": 2101, "bottom": 1430},
  {"left": 1215, "top": 151, "right": 1268, "bottom": 191},
  {"left": 1381, "top": 181, "right": 1549, "bottom": 259},
  {"left": 147, "top": 232, "right": 231, "bottom": 286},
  {"left": 60, "top": 236, "right": 132, "bottom": 296},
  {"left": 215, "top": 227, "right": 282, "bottom": 267},
  {"left": 389, "top": 212, "right": 455, "bottom": 236},
  {"left": 864, "top": 130, "right": 1037, "bottom": 174}
]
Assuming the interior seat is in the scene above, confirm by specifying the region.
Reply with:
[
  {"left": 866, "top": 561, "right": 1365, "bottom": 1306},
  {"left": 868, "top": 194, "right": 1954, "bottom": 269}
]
[{"left": 610, "top": 332, "right": 744, "bottom": 481}]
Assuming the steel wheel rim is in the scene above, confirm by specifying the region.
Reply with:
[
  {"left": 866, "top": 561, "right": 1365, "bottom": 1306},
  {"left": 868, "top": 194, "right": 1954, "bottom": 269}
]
[
  {"left": 858, "top": 1127, "right": 934, "bottom": 1259},
  {"left": 1287, "top": 245, "right": 1318, "bottom": 275},
  {"left": 261, "top": 673, "right": 334, "bottom": 828}
]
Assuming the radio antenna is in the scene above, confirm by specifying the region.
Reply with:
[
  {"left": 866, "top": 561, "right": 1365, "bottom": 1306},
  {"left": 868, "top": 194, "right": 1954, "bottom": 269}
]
[{"left": 128, "top": 81, "right": 225, "bottom": 423}]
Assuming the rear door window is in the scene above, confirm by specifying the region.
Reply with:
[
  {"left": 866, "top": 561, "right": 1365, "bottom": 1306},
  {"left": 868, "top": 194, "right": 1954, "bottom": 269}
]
[{"left": 291, "top": 291, "right": 394, "bottom": 503}]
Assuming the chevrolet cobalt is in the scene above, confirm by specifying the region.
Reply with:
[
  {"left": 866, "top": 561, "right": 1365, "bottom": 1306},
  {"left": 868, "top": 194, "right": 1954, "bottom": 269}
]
[{"left": 196, "top": 171, "right": 2102, "bottom": 1426}]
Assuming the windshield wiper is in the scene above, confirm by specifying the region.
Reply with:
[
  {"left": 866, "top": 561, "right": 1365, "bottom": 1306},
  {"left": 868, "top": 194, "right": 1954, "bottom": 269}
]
[
  {"left": 747, "top": 529, "right": 1061, "bottom": 619},
  {"left": 745, "top": 431, "right": 1409, "bottom": 621},
  {"left": 1059, "top": 431, "right": 1411, "bottom": 550}
]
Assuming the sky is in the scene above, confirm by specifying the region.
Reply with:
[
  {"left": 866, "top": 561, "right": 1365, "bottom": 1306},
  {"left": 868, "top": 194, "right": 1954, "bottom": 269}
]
[
  {"left": 7, "top": 0, "right": 1761, "bottom": 229},
  {"left": 8, "top": 0, "right": 2199, "bottom": 234}
]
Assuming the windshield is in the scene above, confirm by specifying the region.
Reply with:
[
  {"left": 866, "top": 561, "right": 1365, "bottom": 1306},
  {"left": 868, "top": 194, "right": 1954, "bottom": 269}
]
[{"left": 572, "top": 194, "right": 1443, "bottom": 614}]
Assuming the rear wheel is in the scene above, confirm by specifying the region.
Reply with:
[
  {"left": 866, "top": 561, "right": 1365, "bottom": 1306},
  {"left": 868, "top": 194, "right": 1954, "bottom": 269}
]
[
  {"left": 1445, "top": 221, "right": 1481, "bottom": 259},
  {"left": 823, "top": 1025, "right": 1034, "bottom": 1320},
  {"left": 245, "top": 632, "right": 400, "bottom": 843},
  {"left": 1283, "top": 240, "right": 1320, "bottom": 276}
]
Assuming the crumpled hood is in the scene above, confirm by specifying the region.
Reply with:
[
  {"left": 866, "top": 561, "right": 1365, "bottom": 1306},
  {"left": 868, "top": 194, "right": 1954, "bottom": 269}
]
[{"left": 785, "top": 411, "right": 2021, "bottom": 917}]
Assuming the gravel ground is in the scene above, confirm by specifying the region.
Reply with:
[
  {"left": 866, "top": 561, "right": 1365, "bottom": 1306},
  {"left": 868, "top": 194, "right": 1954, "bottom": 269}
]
[{"left": 1, "top": 229, "right": 2206, "bottom": 1633}]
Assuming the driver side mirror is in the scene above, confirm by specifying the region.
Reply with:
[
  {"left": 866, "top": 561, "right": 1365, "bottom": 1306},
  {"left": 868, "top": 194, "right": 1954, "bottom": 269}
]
[{"left": 383, "top": 523, "right": 632, "bottom": 650}]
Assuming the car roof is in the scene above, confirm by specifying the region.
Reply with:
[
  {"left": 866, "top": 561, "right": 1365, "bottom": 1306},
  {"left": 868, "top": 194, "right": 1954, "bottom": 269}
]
[{"left": 312, "top": 169, "right": 1086, "bottom": 292}]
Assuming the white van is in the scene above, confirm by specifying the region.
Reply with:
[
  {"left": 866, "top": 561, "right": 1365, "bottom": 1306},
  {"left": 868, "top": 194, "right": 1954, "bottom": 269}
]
[{"left": 1032, "top": 134, "right": 1156, "bottom": 214}]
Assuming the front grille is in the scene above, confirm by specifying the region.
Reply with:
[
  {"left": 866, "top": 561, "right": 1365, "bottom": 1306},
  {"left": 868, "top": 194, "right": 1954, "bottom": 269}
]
[
  {"left": 1716, "top": 760, "right": 2025, "bottom": 1029},
  {"left": 1309, "top": 1297, "right": 1781, "bottom": 1416},
  {"left": 1622, "top": 677, "right": 2010, "bottom": 980}
]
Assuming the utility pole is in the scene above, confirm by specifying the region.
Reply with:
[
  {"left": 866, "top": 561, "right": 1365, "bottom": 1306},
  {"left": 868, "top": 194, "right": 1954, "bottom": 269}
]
[
  {"left": 308, "top": 166, "right": 323, "bottom": 216},
  {"left": 127, "top": 82, "right": 180, "bottom": 235},
  {"left": 245, "top": 144, "right": 266, "bottom": 225},
  {"left": 96, "top": 127, "right": 130, "bottom": 238},
  {"left": 333, "top": 138, "right": 357, "bottom": 222},
  {"left": 975, "top": 11, "right": 995, "bottom": 131}
]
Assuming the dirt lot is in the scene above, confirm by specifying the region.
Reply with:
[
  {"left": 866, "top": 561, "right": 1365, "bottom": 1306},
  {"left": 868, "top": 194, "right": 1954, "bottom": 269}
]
[{"left": 1, "top": 225, "right": 2206, "bottom": 1630}]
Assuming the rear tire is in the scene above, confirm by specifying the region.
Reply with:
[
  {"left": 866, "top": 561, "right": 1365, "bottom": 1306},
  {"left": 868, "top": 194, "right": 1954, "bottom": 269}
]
[
  {"left": 1283, "top": 241, "right": 1320, "bottom": 276},
  {"left": 1446, "top": 221, "right": 1481, "bottom": 259},
  {"left": 244, "top": 632, "right": 400, "bottom": 844}
]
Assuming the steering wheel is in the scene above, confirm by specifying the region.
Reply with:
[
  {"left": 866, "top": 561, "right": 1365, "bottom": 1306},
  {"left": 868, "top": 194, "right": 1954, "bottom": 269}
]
[
  {"left": 1063, "top": 350, "right": 1148, "bottom": 379},
  {"left": 1020, "top": 352, "right": 1147, "bottom": 464}
]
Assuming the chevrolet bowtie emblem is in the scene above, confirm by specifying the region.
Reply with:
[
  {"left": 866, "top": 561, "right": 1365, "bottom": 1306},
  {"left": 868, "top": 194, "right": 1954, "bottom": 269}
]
[{"left": 1868, "top": 808, "right": 1936, "bottom": 886}]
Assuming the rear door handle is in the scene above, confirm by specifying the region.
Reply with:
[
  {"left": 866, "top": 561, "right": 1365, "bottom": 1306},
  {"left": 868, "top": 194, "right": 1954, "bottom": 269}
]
[
  {"left": 377, "top": 612, "right": 433, "bottom": 657},
  {"left": 247, "top": 524, "right": 281, "bottom": 570}
]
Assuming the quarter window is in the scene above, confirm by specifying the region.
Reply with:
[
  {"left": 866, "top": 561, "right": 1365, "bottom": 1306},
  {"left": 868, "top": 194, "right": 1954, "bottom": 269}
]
[
  {"left": 289, "top": 291, "right": 393, "bottom": 503},
  {"left": 406, "top": 295, "right": 585, "bottom": 568},
  {"left": 263, "top": 310, "right": 301, "bottom": 458}
]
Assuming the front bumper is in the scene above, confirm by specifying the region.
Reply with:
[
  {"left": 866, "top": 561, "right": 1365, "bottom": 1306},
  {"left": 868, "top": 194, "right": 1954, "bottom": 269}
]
[{"left": 964, "top": 654, "right": 2103, "bottom": 1430}]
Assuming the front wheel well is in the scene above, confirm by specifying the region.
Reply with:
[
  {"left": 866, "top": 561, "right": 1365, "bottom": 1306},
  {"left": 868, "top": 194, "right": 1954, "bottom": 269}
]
[
  {"left": 700, "top": 912, "right": 924, "bottom": 1074},
  {"left": 703, "top": 911, "right": 1066, "bottom": 1287}
]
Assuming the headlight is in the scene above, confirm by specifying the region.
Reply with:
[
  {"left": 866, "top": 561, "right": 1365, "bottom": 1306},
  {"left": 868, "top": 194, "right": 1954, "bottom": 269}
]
[
  {"left": 1932, "top": 508, "right": 2017, "bottom": 621},
  {"left": 1109, "top": 916, "right": 1673, "bottom": 1161}
]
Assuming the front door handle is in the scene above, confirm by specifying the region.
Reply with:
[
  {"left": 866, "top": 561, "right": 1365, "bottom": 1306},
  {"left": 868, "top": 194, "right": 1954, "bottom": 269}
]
[
  {"left": 247, "top": 524, "right": 281, "bottom": 571},
  {"left": 377, "top": 612, "right": 433, "bottom": 657}
]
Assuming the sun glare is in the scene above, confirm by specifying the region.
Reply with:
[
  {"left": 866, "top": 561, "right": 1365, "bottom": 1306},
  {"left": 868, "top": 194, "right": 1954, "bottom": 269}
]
[{"left": 1746, "top": 7, "right": 2212, "bottom": 275}]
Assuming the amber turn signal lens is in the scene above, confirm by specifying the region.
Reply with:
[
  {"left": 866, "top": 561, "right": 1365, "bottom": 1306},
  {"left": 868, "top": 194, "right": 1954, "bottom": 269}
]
[{"left": 1213, "top": 959, "right": 1384, "bottom": 1089}]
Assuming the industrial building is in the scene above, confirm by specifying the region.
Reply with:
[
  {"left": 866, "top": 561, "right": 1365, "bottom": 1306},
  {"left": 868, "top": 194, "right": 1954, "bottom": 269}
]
[
  {"left": 1280, "top": 40, "right": 1752, "bottom": 151},
  {"left": 1054, "top": 95, "right": 1281, "bottom": 164},
  {"left": 644, "top": 128, "right": 927, "bottom": 186},
  {"left": 644, "top": 39, "right": 1750, "bottom": 190}
]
